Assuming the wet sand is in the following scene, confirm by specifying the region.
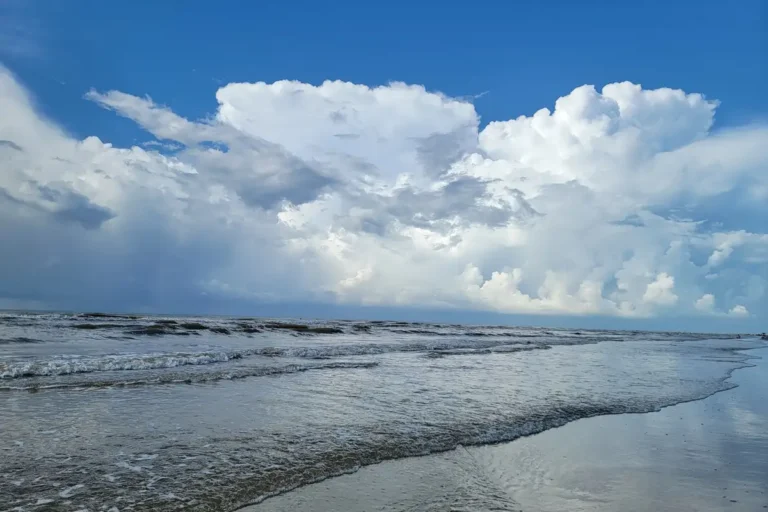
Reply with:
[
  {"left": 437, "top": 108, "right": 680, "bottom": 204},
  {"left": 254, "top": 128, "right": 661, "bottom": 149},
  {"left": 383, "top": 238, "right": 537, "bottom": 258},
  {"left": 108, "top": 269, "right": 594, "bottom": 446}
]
[{"left": 247, "top": 347, "right": 768, "bottom": 511}]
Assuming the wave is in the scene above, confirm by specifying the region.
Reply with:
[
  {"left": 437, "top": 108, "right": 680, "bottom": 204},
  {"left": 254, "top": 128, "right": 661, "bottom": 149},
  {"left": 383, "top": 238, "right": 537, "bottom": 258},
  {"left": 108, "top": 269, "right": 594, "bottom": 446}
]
[
  {"left": 0, "top": 350, "right": 246, "bottom": 379},
  {"left": 424, "top": 344, "right": 552, "bottom": 358},
  {"left": 79, "top": 312, "right": 141, "bottom": 320},
  {"left": 0, "top": 339, "right": 555, "bottom": 379},
  {"left": 251, "top": 339, "right": 553, "bottom": 359},
  {"left": 191, "top": 379, "right": 744, "bottom": 512},
  {"left": 0, "top": 336, "right": 44, "bottom": 345},
  {"left": 0, "top": 361, "right": 379, "bottom": 391}
]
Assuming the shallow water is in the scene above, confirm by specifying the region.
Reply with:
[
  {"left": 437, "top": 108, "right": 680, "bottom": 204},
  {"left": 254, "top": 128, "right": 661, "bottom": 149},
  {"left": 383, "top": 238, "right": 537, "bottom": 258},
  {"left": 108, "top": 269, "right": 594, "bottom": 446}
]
[
  {"left": 250, "top": 348, "right": 768, "bottom": 512},
  {"left": 0, "top": 312, "right": 763, "bottom": 511}
]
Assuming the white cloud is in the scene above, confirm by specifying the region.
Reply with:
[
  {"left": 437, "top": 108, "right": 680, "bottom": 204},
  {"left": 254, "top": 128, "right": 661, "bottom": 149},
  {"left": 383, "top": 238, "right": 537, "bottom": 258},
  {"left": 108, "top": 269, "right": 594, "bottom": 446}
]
[
  {"left": 729, "top": 305, "right": 750, "bottom": 318},
  {"left": 695, "top": 293, "right": 715, "bottom": 313},
  {"left": 642, "top": 273, "right": 679, "bottom": 307},
  {"left": 706, "top": 232, "right": 745, "bottom": 268},
  {"left": 1, "top": 65, "right": 767, "bottom": 322}
]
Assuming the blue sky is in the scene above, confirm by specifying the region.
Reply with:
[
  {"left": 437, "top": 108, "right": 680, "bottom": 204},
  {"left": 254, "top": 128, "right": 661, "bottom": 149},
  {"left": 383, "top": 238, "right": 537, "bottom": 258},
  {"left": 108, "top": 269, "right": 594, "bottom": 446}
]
[
  {"left": 0, "top": 1, "right": 766, "bottom": 330},
  {"left": 5, "top": 0, "right": 766, "bottom": 140}
]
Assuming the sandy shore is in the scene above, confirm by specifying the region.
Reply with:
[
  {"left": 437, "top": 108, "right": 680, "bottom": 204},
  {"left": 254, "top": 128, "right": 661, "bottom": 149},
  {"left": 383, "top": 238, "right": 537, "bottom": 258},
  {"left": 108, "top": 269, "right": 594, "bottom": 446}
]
[{"left": 245, "top": 347, "right": 768, "bottom": 511}]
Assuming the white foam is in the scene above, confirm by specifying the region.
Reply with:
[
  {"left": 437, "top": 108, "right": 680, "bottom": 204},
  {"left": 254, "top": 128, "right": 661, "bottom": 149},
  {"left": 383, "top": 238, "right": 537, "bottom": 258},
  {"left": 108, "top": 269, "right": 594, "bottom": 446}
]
[
  {"left": 58, "top": 484, "right": 84, "bottom": 498},
  {"left": 116, "top": 461, "right": 143, "bottom": 473},
  {"left": 0, "top": 351, "right": 241, "bottom": 379},
  {"left": 0, "top": 337, "right": 558, "bottom": 380}
]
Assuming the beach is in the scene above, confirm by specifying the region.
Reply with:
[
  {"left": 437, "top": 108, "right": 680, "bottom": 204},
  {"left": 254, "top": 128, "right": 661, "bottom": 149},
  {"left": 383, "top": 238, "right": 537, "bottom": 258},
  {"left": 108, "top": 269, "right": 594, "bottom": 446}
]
[
  {"left": 1, "top": 312, "right": 765, "bottom": 511},
  {"left": 2, "top": 2, "right": 767, "bottom": 510},
  {"left": 249, "top": 347, "right": 768, "bottom": 512}
]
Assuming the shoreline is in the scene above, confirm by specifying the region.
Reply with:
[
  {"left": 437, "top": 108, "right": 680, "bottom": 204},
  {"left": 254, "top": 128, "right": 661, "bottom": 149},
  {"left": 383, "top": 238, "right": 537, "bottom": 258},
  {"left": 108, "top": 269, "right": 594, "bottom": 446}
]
[
  {"left": 2, "top": 317, "right": 763, "bottom": 511},
  {"left": 243, "top": 345, "right": 768, "bottom": 511}
]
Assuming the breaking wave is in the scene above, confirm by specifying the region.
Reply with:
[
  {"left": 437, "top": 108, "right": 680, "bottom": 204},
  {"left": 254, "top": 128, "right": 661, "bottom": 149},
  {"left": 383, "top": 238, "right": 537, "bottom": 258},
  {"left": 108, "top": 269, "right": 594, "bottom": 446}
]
[
  {"left": 0, "top": 337, "right": 44, "bottom": 345},
  {"left": 0, "top": 361, "right": 379, "bottom": 391},
  {"left": 0, "top": 340, "right": 554, "bottom": 380},
  {"left": 0, "top": 350, "right": 246, "bottom": 379},
  {"left": 251, "top": 339, "right": 553, "bottom": 359}
]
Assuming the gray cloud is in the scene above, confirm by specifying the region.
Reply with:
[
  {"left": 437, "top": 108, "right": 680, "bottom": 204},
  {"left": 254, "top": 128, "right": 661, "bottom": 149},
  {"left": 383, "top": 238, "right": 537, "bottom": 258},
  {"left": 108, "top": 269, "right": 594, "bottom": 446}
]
[
  {"left": 415, "top": 126, "right": 478, "bottom": 177},
  {"left": 1, "top": 69, "right": 766, "bottom": 326},
  {"left": 0, "top": 139, "right": 22, "bottom": 151}
]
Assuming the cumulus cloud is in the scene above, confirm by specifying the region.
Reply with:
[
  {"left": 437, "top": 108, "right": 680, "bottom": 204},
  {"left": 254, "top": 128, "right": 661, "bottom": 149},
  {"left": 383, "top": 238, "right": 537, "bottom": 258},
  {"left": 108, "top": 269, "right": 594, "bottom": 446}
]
[
  {"left": 729, "top": 305, "right": 750, "bottom": 318},
  {"left": 695, "top": 293, "right": 715, "bottom": 313},
  {"left": 642, "top": 273, "right": 679, "bottom": 307},
  {"left": 1, "top": 64, "right": 767, "bottom": 323}
]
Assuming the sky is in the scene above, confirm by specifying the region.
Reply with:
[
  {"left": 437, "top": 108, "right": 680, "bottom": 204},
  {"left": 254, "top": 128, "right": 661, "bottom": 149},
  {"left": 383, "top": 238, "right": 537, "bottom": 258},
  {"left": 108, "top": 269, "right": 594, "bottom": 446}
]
[{"left": 0, "top": 0, "right": 766, "bottom": 331}]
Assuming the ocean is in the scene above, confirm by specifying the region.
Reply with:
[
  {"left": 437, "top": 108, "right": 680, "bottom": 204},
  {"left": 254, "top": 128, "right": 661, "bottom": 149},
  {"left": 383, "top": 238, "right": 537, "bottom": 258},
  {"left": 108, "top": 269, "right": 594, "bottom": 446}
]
[{"left": 0, "top": 312, "right": 764, "bottom": 511}]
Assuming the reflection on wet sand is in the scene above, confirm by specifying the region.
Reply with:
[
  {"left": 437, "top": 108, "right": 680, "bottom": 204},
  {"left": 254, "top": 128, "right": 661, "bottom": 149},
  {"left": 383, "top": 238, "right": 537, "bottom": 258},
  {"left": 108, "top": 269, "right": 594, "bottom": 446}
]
[{"left": 248, "top": 349, "right": 768, "bottom": 512}]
